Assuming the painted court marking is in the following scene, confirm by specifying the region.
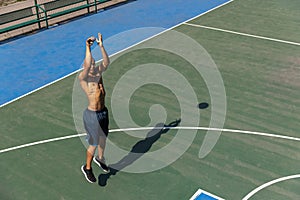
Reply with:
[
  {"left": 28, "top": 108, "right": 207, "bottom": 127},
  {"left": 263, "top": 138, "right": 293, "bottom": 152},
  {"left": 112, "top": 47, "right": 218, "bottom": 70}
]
[
  {"left": 1, "top": 126, "right": 299, "bottom": 154},
  {"left": 189, "top": 174, "right": 300, "bottom": 200},
  {"left": 190, "top": 188, "right": 224, "bottom": 200},
  {"left": 242, "top": 174, "right": 300, "bottom": 200},
  {"left": 1, "top": 126, "right": 299, "bottom": 199},
  {"left": 184, "top": 23, "right": 300, "bottom": 46},
  {"left": 0, "top": 0, "right": 235, "bottom": 109}
]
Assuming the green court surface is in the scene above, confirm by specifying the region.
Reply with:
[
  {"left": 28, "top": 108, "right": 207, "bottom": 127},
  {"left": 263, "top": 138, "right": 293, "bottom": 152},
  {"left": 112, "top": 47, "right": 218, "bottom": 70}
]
[{"left": 1, "top": 0, "right": 300, "bottom": 199}]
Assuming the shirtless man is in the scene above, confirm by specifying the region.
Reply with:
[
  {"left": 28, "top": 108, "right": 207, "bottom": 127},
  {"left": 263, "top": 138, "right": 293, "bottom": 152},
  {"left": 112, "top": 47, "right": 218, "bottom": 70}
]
[{"left": 79, "top": 33, "right": 110, "bottom": 183}]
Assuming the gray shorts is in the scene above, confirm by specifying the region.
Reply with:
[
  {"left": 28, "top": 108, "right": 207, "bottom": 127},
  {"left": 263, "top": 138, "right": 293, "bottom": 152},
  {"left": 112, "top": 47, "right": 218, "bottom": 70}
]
[{"left": 83, "top": 107, "right": 109, "bottom": 146}]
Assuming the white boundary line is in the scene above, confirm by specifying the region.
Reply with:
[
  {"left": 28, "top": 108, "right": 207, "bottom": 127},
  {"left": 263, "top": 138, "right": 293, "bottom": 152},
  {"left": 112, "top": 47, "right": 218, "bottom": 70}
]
[
  {"left": 0, "top": 72, "right": 81, "bottom": 108},
  {"left": 0, "top": 0, "right": 235, "bottom": 108},
  {"left": 184, "top": 23, "right": 300, "bottom": 46},
  {"left": 0, "top": 126, "right": 299, "bottom": 154},
  {"left": 242, "top": 174, "right": 300, "bottom": 200}
]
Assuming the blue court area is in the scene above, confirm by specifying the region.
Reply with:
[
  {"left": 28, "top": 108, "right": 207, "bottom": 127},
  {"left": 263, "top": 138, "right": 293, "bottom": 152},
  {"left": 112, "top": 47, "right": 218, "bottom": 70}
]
[
  {"left": 195, "top": 194, "right": 217, "bottom": 200},
  {"left": 0, "top": 0, "right": 229, "bottom": 106},
  {"left": 190, "top": 189, "right": 223, "bottom": 200}
]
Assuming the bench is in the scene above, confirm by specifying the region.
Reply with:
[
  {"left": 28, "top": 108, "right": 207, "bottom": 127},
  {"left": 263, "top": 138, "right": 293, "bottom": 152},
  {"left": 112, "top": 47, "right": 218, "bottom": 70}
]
[
  {"left": 42, "top": 0, "right": 91, "bottom": 28},
  {"left": 0, "top": 6, "right": 45, "bottom": 34},
  {"left": 0, "top": 0, "right": 121, "bottom": 35},
  {"left": 91, "top": 0, "right": 112, "bottom": 11}
]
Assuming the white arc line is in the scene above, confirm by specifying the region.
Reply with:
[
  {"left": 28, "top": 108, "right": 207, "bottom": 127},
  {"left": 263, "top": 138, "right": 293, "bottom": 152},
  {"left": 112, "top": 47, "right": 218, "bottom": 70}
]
[
  {"left": 0, "top": 126, "right": 299, "bottom": 154},
  {"left": 0, "top": 133, "right": 86, "bottom": 154},
  {"left": 242, "top": 174, "right": 300, "bottom": 200},
  {"left": 184, "top": 23, "right": 300, "bottom": 46}
]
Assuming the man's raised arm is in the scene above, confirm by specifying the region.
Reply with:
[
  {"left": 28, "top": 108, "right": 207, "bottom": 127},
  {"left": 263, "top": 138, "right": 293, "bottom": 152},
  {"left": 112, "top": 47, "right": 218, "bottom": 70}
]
[
  {"left": 79, "top": 37, "right": 95, "bottom": 81},
  {"left": 96, "top": 33, "right": 110, "bottom": 72}
]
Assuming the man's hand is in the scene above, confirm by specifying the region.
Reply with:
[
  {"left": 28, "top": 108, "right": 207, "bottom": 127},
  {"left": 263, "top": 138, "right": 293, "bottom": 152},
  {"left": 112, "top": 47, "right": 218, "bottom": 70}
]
[
  {"left": 86, "top": 36, "right": 96, "bottom": 46},
  {"left": 96, "top": 33, "right": 103, "bottom": 47}
]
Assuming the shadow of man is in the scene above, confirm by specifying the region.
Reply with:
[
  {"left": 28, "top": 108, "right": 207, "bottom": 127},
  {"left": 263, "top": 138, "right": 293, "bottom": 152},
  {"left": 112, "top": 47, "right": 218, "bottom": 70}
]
[{"left": 98, "top": 119, "right": 181, "bottom": 186}]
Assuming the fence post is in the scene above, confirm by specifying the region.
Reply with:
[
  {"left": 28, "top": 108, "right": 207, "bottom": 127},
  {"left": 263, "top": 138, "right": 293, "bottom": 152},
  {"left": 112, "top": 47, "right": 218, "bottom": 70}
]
[
  {"left": 34, "top": 0, "right": 41, "bottom": 29},
  {"left": 86, "top": 0, "right": 90, "bottom": 13},
  {"left": 94, "top": 0, "right": 97, "bottom": 12}
]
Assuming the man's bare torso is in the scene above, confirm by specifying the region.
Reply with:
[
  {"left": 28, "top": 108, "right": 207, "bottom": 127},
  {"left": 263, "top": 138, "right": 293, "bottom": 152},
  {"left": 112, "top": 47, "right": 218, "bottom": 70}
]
[{"left": 86, "top": 74, "right": 105, "bottom": 111}]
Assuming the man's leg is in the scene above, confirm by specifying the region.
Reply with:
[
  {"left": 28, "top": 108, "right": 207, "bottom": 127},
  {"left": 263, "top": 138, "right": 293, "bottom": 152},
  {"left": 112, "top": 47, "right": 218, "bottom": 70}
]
[
  {"left": 86, "top": 145, "right": 96, "bottom": 169},
  {"left": 81, "top": 145, "right": 97, "bottom": 183},
  {"left": 94, "top": 137, "right": 109, "bottom": 173},
  {"left": 97, "top": 137, "right": 106, "bottom": 159}
]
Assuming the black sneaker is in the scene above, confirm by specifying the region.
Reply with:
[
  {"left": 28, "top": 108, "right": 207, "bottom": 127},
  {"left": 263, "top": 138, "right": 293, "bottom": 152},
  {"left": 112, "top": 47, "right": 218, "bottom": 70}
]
[
  {"left": 81, "top": 165, "right": 96, "bottom": 183},
  {"left": 93, "top": 156, "right": 110, "bottom": 173}
]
